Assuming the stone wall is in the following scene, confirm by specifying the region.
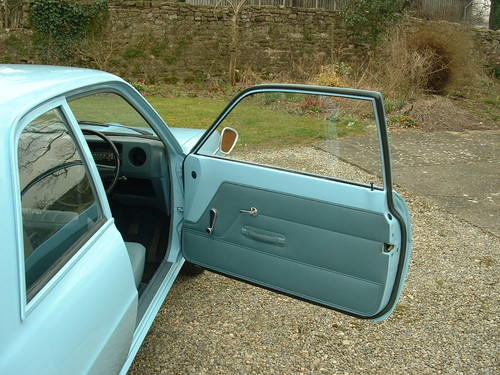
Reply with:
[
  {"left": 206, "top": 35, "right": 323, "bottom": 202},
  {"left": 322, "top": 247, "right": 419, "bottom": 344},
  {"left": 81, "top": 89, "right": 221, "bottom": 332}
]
[
  {"left": 108, "top": 2, "right": 343, "bottom": 83},
  {"left": 1, "top": 2, "right": 499, "bottom": 83}
]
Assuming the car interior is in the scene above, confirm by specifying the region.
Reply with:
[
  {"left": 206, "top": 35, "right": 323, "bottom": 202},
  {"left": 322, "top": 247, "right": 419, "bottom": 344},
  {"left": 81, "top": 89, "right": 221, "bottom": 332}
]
[
  {"left": 69, "top": 92, "right": 174, "bottom": 299},
  {"left": 86, "top": 133, "right": 170, "bottom": 287}
]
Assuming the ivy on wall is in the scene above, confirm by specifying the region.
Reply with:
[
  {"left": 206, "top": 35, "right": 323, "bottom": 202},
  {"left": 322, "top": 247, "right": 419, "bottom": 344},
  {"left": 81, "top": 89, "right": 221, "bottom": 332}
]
[{"left": 30, "top": 0, "right": 109, "bottom": 62}]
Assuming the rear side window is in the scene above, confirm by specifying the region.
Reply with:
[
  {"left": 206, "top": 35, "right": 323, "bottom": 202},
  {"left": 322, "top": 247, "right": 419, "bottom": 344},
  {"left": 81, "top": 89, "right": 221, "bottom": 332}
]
[{"left": 18, "top": 108, "right": 104, "bottom": 301}]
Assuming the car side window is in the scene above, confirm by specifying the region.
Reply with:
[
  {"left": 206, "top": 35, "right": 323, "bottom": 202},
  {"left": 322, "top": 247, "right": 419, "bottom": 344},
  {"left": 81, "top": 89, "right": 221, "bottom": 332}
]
[
  {"left": 18, "top": 107, "right": 104, "bottom": 301},
  {"left": 199, "top": 91, "right": 384, "bottom": 189}
]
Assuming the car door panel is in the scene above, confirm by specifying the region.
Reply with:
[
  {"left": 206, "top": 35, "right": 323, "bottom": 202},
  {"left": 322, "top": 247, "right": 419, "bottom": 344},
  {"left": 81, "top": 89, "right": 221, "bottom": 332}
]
[
  {"left": 0, "top": 99, "right": 139, "bottom": 375},
  {"left": 183, "top": 158, "right": 403, "bottom": 318}
]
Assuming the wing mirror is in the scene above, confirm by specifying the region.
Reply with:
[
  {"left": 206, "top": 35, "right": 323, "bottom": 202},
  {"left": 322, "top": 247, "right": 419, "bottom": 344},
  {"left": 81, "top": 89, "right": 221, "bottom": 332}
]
[{"left": 220, "top": 127, "right": 239, "bottom": 155}]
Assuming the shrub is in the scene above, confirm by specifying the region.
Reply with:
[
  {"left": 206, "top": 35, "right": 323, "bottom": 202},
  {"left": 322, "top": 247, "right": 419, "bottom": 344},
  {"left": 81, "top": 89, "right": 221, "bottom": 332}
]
[
  {"left": 310, "top": 63, "right": 352, "bottom": 88},
  {"left": 374, "top": 20, "right": 481, "bottom": 98}
]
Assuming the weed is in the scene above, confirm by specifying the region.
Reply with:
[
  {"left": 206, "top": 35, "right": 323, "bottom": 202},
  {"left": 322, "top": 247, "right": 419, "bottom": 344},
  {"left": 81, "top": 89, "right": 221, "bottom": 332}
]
[
  {"left": 124, "top": 47, "right": 146, "bottom": 60},
  {"left": 306, "top": 105, "right": 323, "bottom": 113},
  {"left": 132, "top": 82, "right": 147, "bottom": 91},
  {"left": 334, "top": 62, "right": 353, "bottom": 77},
  {"left": 390, "top": 115, "right": 419, "bottom": 128},
  {"left": 484, "top": 99, "right": 499, "bottom": 106},
  {"left": 4, "top": 34, "right": 22, "bottom": 48},
  {"left": 131, "top": 82, "right": 157, "bottom": 94},
  {"left": 284, "top": 93, "right": 303, "bottom": 103},
  {"left": 303, "top": 32, "right": 314, "bottom": 41},
  {"left": 263, "top": 92, "right": 282, "bottom": 104},
  {"left": 386, "top": 98, "right": 407, "bottom": 112},
  {"left": 297, "top": 95, "right": 328, "bottom": 114},
  {"left": 384, "top": 101, "right": 396, "bottom": 113}
]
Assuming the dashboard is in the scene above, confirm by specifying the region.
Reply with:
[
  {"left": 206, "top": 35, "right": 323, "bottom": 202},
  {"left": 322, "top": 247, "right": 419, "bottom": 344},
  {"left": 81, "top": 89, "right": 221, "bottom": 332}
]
[{"left": 86, "top": 134, "right": 170, "bottom": 213}]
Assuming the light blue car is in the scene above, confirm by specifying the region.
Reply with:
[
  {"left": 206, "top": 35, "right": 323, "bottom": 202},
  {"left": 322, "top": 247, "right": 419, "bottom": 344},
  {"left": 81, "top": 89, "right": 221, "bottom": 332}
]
[{"left": 0, "top": 65, "right": 412, "bottom": 374}]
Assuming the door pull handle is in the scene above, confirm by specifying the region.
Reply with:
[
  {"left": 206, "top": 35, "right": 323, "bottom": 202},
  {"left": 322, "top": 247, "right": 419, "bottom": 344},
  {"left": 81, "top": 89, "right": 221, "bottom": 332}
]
[
  {"left": 239, "top": 207, "right": 258, "bottom": 217},
  {"left": 206, "top": 208, "right": 217, "bottom": 234}
]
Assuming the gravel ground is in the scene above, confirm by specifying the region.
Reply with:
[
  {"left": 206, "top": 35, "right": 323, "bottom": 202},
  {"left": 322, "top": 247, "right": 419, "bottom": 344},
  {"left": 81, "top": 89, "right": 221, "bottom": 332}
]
[{"left": 129, "top": 147, "right": 499, "bottom": 375}]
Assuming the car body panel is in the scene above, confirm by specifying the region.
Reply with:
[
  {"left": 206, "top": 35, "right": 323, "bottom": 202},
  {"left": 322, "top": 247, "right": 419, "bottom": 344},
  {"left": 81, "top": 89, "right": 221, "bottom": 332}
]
[
  {"left": 1, "top": 87, "right": 140, "bottom": 374},
  {"left": 0, "top": 65, "right": 195, "bottom": 374},
  {"left": 0, "top": 65, "right": 119, "bottom": 126}
]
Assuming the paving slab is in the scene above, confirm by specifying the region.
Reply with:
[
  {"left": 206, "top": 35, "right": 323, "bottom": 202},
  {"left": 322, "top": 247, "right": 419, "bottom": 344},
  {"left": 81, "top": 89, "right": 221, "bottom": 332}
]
[{"left": 320, "top": 129, "right": 499, "bottom": 237}]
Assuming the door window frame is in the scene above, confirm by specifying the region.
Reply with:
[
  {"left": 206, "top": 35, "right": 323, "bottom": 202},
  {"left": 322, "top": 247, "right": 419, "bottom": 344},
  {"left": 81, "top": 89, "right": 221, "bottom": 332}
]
[
  {"left": 13, "top": 97, "right": 110, "bottom": 316},
  {"left": 191, "top": 84, "right": 394, "bottom": 192}
]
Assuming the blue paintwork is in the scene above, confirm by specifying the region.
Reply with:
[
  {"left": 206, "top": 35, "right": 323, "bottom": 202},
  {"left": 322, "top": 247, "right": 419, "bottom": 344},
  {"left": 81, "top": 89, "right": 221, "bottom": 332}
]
[{"left": 0, "top": 65, "right": 412, "bottom": 373}]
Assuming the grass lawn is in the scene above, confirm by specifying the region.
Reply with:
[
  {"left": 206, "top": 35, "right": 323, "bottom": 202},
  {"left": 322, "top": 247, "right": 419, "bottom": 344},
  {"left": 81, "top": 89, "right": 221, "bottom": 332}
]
[
  {"left": 68, "top": 89, "right": 380, "bottom": 149},
  {"left": 147, "top": 93, "right": 375, "bottom": 149},
  {"left": 147, "top": 96, "right": 227, "bottom": 130}
]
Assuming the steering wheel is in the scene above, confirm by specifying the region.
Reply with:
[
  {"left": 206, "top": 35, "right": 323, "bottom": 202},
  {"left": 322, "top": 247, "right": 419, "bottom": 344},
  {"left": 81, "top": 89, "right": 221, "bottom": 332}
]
[{"left": 82, "top": 129, "right": 121, "bottom": 195}]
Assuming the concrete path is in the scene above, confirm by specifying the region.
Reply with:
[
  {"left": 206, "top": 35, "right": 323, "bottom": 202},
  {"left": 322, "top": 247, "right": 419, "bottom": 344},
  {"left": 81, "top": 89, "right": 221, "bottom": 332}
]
[{"left": 333, "top": 129, "right": 499, "bottom": 237}]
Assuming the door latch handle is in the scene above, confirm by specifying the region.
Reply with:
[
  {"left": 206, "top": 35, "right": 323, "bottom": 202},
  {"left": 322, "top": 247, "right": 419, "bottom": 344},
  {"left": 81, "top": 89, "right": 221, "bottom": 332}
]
[
  {"left": 206, "top": 208, "right": 217, "bottom": 234},
  {"left": 239, "top": 207, "right": 258, "bottom": 217}
]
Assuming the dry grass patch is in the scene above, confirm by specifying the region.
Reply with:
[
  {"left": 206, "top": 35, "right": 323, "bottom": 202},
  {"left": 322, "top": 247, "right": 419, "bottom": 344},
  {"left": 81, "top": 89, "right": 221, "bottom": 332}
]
[{"left": 398, "top": 96, "right": 488, "bottom": 132}]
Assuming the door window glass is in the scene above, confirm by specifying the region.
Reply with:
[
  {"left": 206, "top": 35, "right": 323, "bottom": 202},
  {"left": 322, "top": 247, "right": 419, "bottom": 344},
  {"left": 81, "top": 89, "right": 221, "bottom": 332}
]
[
  {"left": 199, "top": 91, "right": 384, "bottom": 189},
  {"left": 18, "top": 108, "right": 104, "bottom": 301}
]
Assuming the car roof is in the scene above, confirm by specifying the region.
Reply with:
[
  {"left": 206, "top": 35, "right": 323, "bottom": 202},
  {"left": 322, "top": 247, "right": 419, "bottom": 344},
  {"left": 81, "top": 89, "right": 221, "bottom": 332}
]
[{"left": 0, "top": 64, "right": 124, "bottom": 127}]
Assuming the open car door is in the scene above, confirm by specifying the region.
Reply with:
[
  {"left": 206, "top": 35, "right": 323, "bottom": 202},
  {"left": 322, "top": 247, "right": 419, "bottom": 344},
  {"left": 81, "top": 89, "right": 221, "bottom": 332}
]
[{"left": 182, "top": 85, "right": 412, "bottom": 321}]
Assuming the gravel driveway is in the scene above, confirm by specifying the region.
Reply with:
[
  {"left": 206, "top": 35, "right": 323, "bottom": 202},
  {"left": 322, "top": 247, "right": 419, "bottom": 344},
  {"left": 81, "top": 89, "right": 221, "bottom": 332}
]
[{"left": 129, "top": 145, "right": 499, "bottom": 375}]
